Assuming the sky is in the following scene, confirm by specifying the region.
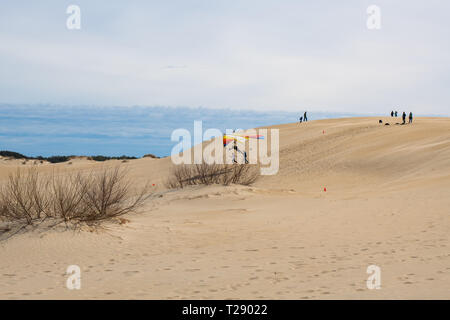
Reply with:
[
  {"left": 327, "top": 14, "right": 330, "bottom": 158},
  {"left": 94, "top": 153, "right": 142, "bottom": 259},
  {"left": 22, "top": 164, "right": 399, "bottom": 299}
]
[{"left": 1, "top": 1, "right": 449, "bottom": 115}]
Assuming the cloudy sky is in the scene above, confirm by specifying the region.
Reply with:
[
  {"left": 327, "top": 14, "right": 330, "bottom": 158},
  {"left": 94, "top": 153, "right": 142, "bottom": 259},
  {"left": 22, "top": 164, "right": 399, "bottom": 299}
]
[{"left": 1, "top": 0, "right": 449, "bottom": 114}]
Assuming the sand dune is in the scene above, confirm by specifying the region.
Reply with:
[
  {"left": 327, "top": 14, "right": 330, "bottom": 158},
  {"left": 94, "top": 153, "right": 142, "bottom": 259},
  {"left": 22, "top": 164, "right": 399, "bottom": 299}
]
[{"left": 0, "top": 117, "right": 449, "bottom": 299}]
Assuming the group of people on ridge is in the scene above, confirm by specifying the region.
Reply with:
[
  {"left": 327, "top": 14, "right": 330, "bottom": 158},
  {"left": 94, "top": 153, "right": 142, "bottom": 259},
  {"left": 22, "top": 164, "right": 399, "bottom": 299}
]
[
  {"left": 299, "top": 111, "right": 308, "bottom": 123},
  {"left": 391, "top": 110, "right": 413, "bottom": 124}
]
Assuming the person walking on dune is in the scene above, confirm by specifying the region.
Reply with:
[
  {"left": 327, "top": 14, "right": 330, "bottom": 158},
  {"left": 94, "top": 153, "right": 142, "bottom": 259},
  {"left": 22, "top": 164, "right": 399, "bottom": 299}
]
[
  {"left": 395, "top": 111, "right": 398, "bottom": 117},
  {"left": 409, "top": 112, "right": 413, "bottom": 124},
  {"left": 299, "top": 116, "right": 303, "bottom": 123},
  {"left": 391, "top": 111, "right": 394, "bottom": 117},
  {"left": 304, "top": 111, "right": 308, "bottom": 122},
  {"left": 402, "top": 112, "right": 406, "bottom": 124}
]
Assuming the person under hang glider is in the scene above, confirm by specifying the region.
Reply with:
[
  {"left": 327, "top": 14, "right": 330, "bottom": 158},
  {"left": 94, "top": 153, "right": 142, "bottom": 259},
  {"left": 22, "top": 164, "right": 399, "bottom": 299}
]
[{"left": 223, "top": 133, "right": 264, "bottom": 164}]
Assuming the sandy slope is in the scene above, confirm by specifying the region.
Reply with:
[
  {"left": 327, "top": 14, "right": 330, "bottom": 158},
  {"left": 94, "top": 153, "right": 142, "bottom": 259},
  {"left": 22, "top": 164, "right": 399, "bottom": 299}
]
[{"left": 0, "top": 117, "right": 449, "bottom": 299}]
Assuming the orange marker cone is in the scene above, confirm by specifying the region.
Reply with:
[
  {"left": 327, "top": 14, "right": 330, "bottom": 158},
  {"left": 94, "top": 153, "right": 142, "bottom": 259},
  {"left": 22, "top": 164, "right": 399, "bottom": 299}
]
[{"left": 324, "top": 187, "right": 327, "bottom": 192}]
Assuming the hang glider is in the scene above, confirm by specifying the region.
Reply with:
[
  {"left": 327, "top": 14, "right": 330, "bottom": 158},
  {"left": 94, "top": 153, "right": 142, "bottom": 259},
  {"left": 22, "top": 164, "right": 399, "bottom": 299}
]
[{"left": 223, "top": 133, "right": 265, "bottom": 147}]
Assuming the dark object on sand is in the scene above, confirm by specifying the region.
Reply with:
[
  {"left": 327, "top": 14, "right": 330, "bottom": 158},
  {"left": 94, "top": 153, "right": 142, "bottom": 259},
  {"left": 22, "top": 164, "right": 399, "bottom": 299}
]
[
  {"left": 385, "top": 123, "right": 390, "bottom": 126},
  {"left": 379, "top": 120, "right": 383, "bottom": 124},
  {"left": 143, "top": 154, "right": 159, "bottom": 159},
  {"left": 89, "top": 155, "right": 138, "bottom": 162},
  {"left": 0, "top": 150, "right": 27, "bottom": 159}
]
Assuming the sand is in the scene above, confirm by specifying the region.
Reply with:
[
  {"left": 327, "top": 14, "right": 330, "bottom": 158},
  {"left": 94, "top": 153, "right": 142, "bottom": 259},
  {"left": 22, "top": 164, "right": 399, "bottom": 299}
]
[{"left": 0, "top": 117, "right": 449, "bottom": 299}]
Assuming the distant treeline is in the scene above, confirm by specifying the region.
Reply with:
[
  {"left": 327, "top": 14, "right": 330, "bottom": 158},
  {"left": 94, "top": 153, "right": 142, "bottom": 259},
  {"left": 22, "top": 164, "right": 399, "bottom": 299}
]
[{"left": 0, "top": 150, "right": 158, "bottom": 163}]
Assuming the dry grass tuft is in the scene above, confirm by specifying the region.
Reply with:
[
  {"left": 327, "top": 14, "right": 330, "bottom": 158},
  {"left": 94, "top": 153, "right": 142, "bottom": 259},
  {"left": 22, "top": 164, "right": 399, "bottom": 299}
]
[
  {"left": 166, "top": 163, "right": 259, "bottom": 189},
  {"left": 0, "top": 166, "right": 151, "bottom": 228}
]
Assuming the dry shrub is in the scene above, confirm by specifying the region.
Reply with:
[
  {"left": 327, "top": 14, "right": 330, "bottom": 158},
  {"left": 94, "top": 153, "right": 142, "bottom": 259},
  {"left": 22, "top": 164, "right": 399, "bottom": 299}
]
[
  {"left": 167, "top": 163, "right": 259, "bottom": 189},
  {"left": 77, "top": 166, "right": 150, "bottom": 222},
  {"left": 0, "top": 168, "right": 46, "bottom": 224},
  {"left": 226, "top": 164, "right": 259, "bottom": 185},
  {"left": 49, "top": 171, "right": 87, "bottom": 222},
  {"left": 0, "top": 166, "right": 151, "bottom": 227}
]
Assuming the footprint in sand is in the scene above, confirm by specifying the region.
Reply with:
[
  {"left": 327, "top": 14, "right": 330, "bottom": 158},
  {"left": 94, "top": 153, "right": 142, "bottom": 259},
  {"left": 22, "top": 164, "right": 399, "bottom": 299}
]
[
  {"left": 123, "top": 270, "right": 140, "bottom": 276},
  {"left": 3, "top": 274, "right": 16, "bottom": 277}
]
